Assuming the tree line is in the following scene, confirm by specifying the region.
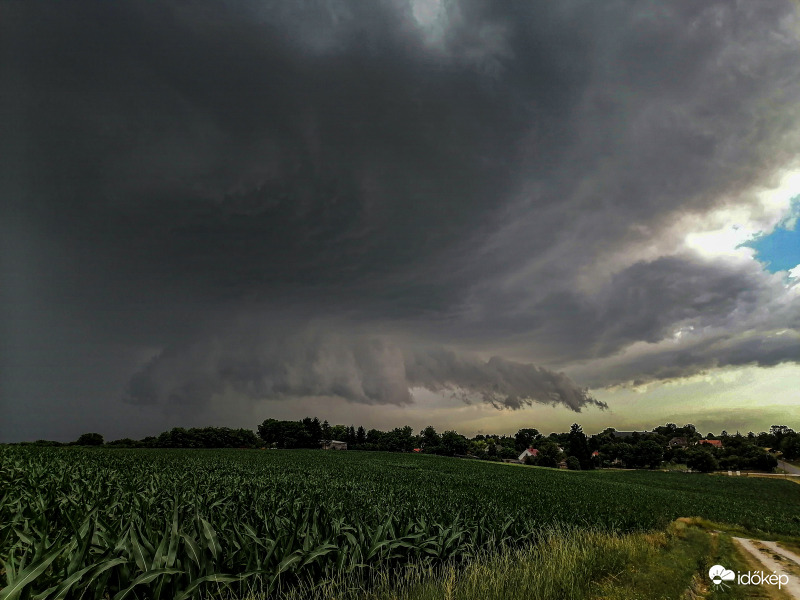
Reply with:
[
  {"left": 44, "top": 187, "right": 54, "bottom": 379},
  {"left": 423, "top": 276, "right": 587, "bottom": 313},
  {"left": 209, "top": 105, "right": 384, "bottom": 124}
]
[
  {"left": 27, "top": 427, "right": 261, "bottom": 449},
  {"left": 17, "top": 420, "right": 799, "bottom": 473}
]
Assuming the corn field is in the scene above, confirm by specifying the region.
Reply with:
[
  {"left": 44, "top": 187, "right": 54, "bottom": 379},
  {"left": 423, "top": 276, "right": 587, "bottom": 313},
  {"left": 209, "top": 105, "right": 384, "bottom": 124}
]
[{"left": 2, "top": 446, "right": 799, "bottom": 599}]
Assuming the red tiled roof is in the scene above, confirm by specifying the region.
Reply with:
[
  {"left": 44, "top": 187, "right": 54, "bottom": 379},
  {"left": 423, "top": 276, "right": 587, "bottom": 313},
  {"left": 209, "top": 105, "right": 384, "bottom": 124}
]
[{"left": 699, "top": 439, "right": 722, "bottom": 447}]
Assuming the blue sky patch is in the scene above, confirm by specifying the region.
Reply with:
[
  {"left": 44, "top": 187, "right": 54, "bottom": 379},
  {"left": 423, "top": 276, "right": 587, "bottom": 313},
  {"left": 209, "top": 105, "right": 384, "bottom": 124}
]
[{"left": 742, "top": 198, "right": 800, "bottom": 272}]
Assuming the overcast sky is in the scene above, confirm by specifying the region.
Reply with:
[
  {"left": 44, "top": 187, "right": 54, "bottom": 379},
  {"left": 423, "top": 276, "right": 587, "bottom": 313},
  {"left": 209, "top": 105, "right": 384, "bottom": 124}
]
[{"left": 2, "top": 0, "right": 799, "bottom": 442}]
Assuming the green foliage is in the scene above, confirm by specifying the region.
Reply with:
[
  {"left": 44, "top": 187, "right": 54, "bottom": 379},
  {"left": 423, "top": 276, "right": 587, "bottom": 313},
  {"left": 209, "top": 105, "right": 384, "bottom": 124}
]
[
  {"left": 498, "top": 446, "right": 517, "bottom": 460},
  {"left": 330, "top": 424, "right": 350, "bottom": 442},
  {"left": 666, "top": 435, "right": 777, "bottom": 472},
  {"left": 420, "top": 427, "right": 440, "bottom": 452},
  {"left": 438, "top": 431, "right": 469, "bottom": 456},
  {"left": 685, "top": 449, "right": 719, "bottom": 473},
  {"left": 153, "top": 427, "right": 260, "bottom": 449},
  {"left": 565, "top": 456, "right": 581, "bottom": 470},
  {"left": 74, "top": 433, "right": 103, "bottom": 446},
  {"left": 567, "top": 424, "right": 591, "bottom": 470},
  {"left": 713, "top": 435, "right": 778, "bottom": 471},
  {"left": 513, "top": 429, "right": 541, "bottom": 452},
  {"left": 633, "top": 440, "right": 664, "bottom": 469},
  {"left": 534, "top": 441, "right": 563, "bottom": 468},
  {"left": 780, "top": 432, "right": 800, "bottom": 460},
  {"left": 257, "top": 418, "right": 321, "bottom": 448}
]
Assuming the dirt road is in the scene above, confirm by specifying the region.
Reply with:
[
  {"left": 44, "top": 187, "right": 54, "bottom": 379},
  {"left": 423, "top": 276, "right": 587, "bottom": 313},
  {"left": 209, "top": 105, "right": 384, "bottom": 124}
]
[
  {"left": 778, "top": 460, "right": 800, "bottom": 475},
  {"left": 734, "top": 537, "right": 800, "bottom": 599}
]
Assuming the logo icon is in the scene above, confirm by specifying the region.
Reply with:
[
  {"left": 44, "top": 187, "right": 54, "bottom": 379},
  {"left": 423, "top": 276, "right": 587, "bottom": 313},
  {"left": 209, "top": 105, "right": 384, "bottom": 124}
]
[{"left": 709, "top": 565, "right": 735, "bottom": 586}]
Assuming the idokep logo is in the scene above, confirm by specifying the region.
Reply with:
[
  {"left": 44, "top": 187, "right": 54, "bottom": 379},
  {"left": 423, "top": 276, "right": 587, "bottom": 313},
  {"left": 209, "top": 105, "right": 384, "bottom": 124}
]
[
  {"left": 708, "top": 565, "right": 735, "bottom": 587},
  {"left": 708, "top": 564, "right": 790, "bottom": 591}
]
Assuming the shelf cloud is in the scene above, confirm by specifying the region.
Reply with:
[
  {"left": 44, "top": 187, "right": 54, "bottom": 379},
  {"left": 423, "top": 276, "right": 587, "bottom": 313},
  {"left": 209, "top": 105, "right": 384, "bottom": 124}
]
[{"left": 125, "top": 324, "right": 603, "bottom": 413}]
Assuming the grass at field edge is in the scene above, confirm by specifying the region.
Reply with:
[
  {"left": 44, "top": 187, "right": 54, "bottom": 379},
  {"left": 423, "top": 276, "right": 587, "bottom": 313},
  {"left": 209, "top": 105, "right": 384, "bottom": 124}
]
[{"left": 223, "top": 519, "right": 799, "bottom": 600}]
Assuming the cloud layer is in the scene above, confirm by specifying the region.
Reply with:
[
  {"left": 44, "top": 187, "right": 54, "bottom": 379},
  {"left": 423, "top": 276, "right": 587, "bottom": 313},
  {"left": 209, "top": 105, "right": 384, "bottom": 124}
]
[
  {"left": 126, "top": 324, "right": 603, "bottom": 412},
  {"left": 2, "top": 0, "right": 800, "bottom": 439}
]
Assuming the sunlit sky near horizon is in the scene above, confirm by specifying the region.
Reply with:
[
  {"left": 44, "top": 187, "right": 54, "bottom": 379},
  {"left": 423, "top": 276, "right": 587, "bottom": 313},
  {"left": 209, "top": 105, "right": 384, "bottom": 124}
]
[{"left": 2, "top": 1, "right": 800, "bottom": 442}]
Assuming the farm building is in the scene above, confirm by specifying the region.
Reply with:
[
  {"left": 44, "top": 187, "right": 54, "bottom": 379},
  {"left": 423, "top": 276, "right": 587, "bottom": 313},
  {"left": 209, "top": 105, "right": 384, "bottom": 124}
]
[
  {"left": 668, "top": 437, "right": 689, "bottom": 448},
  {"left": 698, "top": 439, "right": 722, "bottom": 448},
  {"left": 323, "top": 440, "right": 348, "bottom": 450},
  {"left": 518, "top": 447, "right": 539, "bottom": 461}
]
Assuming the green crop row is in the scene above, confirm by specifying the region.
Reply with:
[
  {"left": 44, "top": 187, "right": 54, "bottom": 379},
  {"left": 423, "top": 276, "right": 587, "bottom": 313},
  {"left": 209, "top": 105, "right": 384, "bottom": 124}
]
[{"left": 2, "top": 446, "right": 799, "bottom": 599}]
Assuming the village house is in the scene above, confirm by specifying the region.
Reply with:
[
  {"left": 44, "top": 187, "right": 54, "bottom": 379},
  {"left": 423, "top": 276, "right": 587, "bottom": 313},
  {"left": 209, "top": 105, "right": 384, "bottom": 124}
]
[
  {"left": 518, "top": 447, "right": 539, "bottom": 462},
  {"left": 668, "top": 437, "right": 688, "bottom": 448},
  {"left": 698, "top": 439, "right": 722, "bottom": 448}
]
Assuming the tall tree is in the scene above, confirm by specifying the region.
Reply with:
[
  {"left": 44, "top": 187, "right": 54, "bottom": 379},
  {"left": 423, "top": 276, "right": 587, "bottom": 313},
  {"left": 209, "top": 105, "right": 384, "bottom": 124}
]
[
  {"left": 536, "top": 441, "right": 563, "bottom": 468},
  {"left": 420, "top": 426, "right": 441, "bottom": 450},
  {"left": 514, "top": 428, "right": 541, "bottom": 452},
  {"left": 567, "top": 423, "right": 592, "bottom": 469},
  {"left": 637, "top": 440, "right": 664, "bottom": 469},
  {"left": 440, "top": 431, "right": 469, "bottom": 456},
  {"left": 366, "top": 429, "right": 383, "bottom": 445},
  {"left": 330, "top": 424, "right": 348, "bottom": 441},
  {"left": 300, "top": 417, "right": 323, "bottom": 448}
]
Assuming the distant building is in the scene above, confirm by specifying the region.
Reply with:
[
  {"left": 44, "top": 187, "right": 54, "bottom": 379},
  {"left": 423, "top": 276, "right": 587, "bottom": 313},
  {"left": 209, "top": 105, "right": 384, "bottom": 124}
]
[
  {"left": 698, "top": 439, "right": 722, "bottom": 448},
  {"left": 668, "top": 437, "right": 689, "bottom": 448},
  {"left": 591, "top": 450, "right": 599, "bottom": 457},
  {"left": 323, "top": 440, "right": 347, "bottom": 450},
  {"left": 518, "top": 447, "right": 539, "bottom": 462}
]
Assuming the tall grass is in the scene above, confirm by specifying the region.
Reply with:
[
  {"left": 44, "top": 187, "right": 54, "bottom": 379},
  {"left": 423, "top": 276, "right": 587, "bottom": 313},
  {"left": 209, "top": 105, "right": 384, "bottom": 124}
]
[{"left": 232, "top": 525, "right": 664, "bottom": 600}]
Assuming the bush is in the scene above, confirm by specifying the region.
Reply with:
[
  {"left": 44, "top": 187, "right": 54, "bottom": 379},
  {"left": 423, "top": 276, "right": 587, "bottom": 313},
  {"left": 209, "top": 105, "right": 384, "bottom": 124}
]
[
  {"left": 686, "top": 449, "right": 718, "bottom": 473},
  {"left": 566, "top": 456, "right": 581, "bottom": 470},
  {"left": 75, "top": 433, "right": 104, "bottom": 446}
]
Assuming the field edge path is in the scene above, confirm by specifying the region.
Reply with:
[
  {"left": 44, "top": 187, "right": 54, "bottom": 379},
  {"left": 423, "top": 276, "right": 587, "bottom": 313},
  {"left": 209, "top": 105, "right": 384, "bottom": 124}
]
[{"left": 733, "top": 537, "right": 800, "bottom": 599}]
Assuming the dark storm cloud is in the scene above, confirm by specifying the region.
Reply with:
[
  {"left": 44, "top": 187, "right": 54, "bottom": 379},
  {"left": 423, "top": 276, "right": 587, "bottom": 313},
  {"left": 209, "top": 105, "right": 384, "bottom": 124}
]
[
  {"left": 4, "top": 1, "right": 797, "bottom": 315},
  {"left": 3, "top": 0, "right": 800, "bottom": 439},
  {"left": 403, "top": 347, "right": 605, "bottom": 411},
  {"left": 469, "top": 251, "right": 800, "bottom": 385},
  {"left": 3, "top": 0, "right": 556, "bottom": 314},
  {"left": 124, "top": 323, "right": 603, "bottom": 412},
  {"left": 536, "top": 254, "right": 769, "bottom": 360},
  {"left": 562, "top": 257, "right": 800, "bottom": 388}
]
